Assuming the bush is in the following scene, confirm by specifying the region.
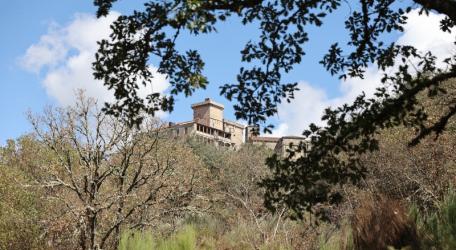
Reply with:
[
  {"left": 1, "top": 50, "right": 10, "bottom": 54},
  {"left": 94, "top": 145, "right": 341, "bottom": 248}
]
[
  {"left": 351, "top": 195, "right": 419, "bottom": 250},
  {"left": 360, "top": 79, "right": 456, "bottom": 213}
]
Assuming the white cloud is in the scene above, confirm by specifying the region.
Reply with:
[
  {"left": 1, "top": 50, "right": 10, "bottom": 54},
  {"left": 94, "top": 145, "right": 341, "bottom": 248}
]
[
  {"left": 20, "top": 23, "right": 67, "bottom": 73},
  {"left": 272, "top": 81, "right": 329, "bottom": 136},
  {"left": 398, "top": 10, "right": 456, "bottom": 62},
  {"left": 273, "top": 9, "right": 456, "bottom": 136},
  {"left": 21, "top": 12, "right": 170, "bottom": 116}
]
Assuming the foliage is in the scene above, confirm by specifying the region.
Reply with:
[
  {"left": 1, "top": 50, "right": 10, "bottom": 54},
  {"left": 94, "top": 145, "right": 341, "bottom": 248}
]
[
  {"left": 263, "top": 77, "right": 456, "bottom": 221},
  {"left": 185, "top": 137, "right": 231, "bottom": 171},
  {"left": 92, "top": 0, "right": 456, "bottom": 218},
  {"left": 91, "top": 0, "right": 456, "bottom": 132},
  {"left": 317, "top": 224, "right": 353, "bottom": 250},
  {"left": 182, "top": 142, "right": 317, "bottom": 250},
  {"left": 118, "top": 219, "right": 314, "bottom": 250},
  {"left": 118, "top": 226, "right": 196, "bottom": 250},
  {"left": 0, "top": 138, "right": 46, "bottom": 249},
  {"left": 118, "top": 230, "right": 155, "bottom": 250},
  {"left": 361, "top": 128, "right": 456, "bottom": 211},
  {"left": 115, "top": 140, "right": 315, "bottom": 250},
  {"left": 352, "top": 79, "right": 456, "bottom": 214},
  {"left": 351, "top": 195, "right": 419, "bottom": 250},
  {"left": 25, "top": 91, "right": 207, "bottom": 249},
  {"left": 2, "top": 113, "right": 316, "bottom": 249},
  {"left": 3, "top": 88, "right": 456, "bottom": 249},
  {"left": 412, "top": 188, "right": 456, "bottom": 250},
  {"left": 317, "top": 189, "right": 456, "bottom": 250}
]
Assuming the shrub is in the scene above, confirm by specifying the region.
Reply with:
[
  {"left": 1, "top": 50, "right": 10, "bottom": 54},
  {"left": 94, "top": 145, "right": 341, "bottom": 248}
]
[{"left": 351, "top": 195, "right": 419, "bottom": 250}]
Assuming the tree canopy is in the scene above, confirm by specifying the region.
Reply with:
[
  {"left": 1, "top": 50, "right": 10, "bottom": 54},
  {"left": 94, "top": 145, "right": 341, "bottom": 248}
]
[{"left": 92, "top": 0, "right": 456, "bottom": 219}]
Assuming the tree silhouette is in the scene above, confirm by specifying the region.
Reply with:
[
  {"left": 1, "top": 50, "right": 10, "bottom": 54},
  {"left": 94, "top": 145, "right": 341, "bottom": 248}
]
[{"left": 93, "top": 0, "right": 456, "bottom": 219}]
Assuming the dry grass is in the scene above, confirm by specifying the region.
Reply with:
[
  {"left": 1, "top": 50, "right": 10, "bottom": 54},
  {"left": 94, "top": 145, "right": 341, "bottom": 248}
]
[{"left": 351, "top": 195, "right": 419, "bottom": 250}]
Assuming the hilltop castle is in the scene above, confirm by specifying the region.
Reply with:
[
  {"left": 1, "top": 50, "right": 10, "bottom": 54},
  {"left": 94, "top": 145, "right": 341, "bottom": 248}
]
[{"left": 167, "top": 98, "right": 305, "bottom": 155}]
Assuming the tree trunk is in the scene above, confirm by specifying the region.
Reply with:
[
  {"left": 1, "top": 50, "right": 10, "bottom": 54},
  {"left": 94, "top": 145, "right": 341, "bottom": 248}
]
[{"left": 86, "top": 209, "right": 98, "bottom": 250}]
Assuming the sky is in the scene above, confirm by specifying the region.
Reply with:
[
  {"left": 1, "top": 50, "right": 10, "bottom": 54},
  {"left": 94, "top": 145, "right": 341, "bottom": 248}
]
[{"left": 0, "top": 1, "right": 455, "bottom": 144}]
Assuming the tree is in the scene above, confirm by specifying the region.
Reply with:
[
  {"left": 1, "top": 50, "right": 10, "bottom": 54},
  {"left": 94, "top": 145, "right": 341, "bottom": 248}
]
[
  {"left": 27, "top": 91, "right": 205, "bottom": 249},
  {"left": 92, "top": 0, "right": 456, "bottom": 219},
  {"left": 359, "top": 78, "right": 456, "bottom": 211},
  {"left": 0, "top": 138, "right": 47, "bottom": 249},
  {"left": 186, "top": 141, "right": 315, "bottom": 249}
]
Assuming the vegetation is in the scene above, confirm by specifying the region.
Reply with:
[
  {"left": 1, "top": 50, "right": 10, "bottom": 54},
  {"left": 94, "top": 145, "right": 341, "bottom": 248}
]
[
  {"left": 411, "top": 189, "right": 456, "bottom": 250},
  {"left": 118, "top": 226, "right": 197, "bottom": 250},
  {"left": 1, "top": 81, "right": 455, "bottom": 249},
  {"left": 0, "top": 137, "right": 46, "bottom": 249},
  {"left": 25, "top": 91, "right": 208, "bottom": 249},
  {"left": 91, "top": 0, "right": 456, "bottom": 218},
  {"left": 0, "top": 101, "right": 317, "bottom": 249},
  {"left": 1, "top": 1, "right": 456, "bottom": 248}
]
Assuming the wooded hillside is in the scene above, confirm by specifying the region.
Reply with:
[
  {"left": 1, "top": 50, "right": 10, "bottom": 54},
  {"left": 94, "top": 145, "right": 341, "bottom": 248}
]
[{"left": 1, "top": 80, "right": 456, "bottom": 249}]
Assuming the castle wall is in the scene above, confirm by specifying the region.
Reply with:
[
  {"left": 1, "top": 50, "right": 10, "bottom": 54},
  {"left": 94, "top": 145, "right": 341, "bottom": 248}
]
[
  {"left": 223, "top": 121, "right": 244, "bottom": 148},
  {"left": 169, "top": 98, "right": 307, "bottom": 154},
  {"left": 274, "top": 136, "right": 307, "bottom": 157}
]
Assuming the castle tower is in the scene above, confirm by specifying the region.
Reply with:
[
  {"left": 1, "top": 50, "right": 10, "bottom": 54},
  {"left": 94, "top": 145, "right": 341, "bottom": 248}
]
[
  {"left": 245, "top": 125, "right": 259, "bottom": 142},
  {"left": 191, "top": 98, "right": 224, "bottom": 130}
]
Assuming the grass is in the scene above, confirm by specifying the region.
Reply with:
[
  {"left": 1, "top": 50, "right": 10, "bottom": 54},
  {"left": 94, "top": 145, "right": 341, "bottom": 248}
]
[
  {"left": 118, "top": 189, "right": 456, "bottom": 250},
  {"left": 118, "top": 225, "right": 196, "bottom": 250},
  {"left": 318, "top": 222, "right": 354, "bottom": 250},
  {"left": 413, "top": 188, "right": 456, "bottom": 250}
]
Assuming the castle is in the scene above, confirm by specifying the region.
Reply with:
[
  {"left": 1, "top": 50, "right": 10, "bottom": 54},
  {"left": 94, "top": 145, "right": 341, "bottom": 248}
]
[{"left": 167, "top": 98, "right": 306, "bottom": 155}]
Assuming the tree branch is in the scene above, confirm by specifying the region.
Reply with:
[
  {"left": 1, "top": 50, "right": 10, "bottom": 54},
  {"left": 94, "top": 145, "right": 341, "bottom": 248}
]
[{"left": 414, "top": 0, "right": 456, "bottom": 22}]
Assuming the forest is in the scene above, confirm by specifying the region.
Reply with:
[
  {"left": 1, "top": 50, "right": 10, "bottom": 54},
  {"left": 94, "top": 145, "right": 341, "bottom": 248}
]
[{"left": 1, "top": 79, "right": 456, "bottom": 249}]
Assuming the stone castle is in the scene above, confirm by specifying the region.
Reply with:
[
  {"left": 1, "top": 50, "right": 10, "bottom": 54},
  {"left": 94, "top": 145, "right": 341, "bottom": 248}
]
[{"left": 167, "top": 98, "right": 305, "bottom": 155}]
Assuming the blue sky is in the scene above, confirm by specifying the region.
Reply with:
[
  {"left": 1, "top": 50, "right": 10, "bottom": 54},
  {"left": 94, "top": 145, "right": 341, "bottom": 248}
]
[{"left": 1, "top": 1, "right": 453, "bottom": 144}]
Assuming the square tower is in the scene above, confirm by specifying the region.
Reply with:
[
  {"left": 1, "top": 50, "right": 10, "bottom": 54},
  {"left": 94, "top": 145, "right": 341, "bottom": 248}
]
[{"left": 191, "top": 98, "right": 224, "bottom": 130}]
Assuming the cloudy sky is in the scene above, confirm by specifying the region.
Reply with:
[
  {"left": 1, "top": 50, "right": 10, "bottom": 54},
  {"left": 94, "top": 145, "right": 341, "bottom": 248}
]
[{"left": 0, "top": 1, "right": 454, "bottom": 144}]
